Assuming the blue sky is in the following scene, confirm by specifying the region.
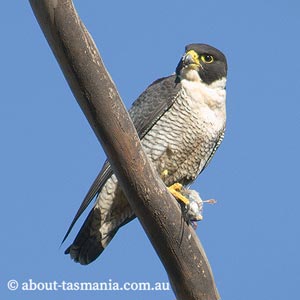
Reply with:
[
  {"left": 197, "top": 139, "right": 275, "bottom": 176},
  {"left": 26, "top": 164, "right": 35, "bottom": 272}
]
[{"left": 1, "top": 1, "right": 300, "bottom": 299}]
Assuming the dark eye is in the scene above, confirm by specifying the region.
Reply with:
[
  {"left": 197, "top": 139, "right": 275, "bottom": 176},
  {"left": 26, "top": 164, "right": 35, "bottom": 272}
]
[{"left": 200, "top": 54, "right": 214, "bottom": 64}]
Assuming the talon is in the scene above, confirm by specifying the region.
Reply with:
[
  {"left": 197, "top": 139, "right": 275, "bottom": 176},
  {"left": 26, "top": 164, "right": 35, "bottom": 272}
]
[
  {"left": 161, "top": 169, "right": 169, "bottom": 177},
  {"left": 168, "top": 183, "right": 190, "bottom": 205},
  {"left": 169, "top": 182, "right": 183, "bottom": 191},
  {"left": 161, "top": 169, "right": 169, "bottom": 181}
]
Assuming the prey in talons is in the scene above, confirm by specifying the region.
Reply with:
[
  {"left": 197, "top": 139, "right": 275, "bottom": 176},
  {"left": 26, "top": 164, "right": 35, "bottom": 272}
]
[{"left": 170, "top": 183, "right": 216, "bottom": 229}]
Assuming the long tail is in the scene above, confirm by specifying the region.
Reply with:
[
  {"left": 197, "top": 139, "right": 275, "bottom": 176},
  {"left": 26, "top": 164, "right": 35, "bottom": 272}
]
[
  {"left": 64, "top": 206, "right": 120, "bottom": 265},
  {"left": 65, "top": 185, "right": 135, "bottom": 265}
]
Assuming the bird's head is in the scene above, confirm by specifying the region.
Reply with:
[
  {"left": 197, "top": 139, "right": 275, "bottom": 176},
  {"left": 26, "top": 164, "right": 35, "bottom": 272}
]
[{"left": 176, "top": 44, "right": 227, "bottom": 85}]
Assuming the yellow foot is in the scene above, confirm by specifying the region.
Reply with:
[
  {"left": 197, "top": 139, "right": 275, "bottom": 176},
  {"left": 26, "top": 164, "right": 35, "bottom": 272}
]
[
  {"left": 168, "top": 183, "right": 190, "bottom": 205},
  {"left": 161, "top": 169, "right": 169, "bottom": 181}
]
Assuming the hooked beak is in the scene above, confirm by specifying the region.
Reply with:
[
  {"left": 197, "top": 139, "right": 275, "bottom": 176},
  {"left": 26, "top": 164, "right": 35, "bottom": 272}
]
[{"left": 176, "top": 50, "right": 200, "bottom": 77}]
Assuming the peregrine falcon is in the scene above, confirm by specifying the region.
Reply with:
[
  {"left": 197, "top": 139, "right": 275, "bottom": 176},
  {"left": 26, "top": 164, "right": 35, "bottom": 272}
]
[{"left": 63, "top": 43, "right": 227, "bottom": 265}]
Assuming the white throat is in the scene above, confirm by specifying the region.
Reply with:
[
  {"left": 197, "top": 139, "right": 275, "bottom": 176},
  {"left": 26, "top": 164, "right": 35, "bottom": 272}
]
[{"left": 179, "top": 70, "right": 227, "bottom": 129}]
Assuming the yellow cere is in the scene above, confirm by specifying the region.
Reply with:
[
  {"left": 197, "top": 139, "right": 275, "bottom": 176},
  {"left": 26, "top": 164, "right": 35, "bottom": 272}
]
[{"left": 186, "top": 50, "right": 200, "bottom": 65}]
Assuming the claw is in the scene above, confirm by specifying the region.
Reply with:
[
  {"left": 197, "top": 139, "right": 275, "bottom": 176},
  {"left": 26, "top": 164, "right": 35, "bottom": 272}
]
[
  {"left": 168, "top": 183, "right": 190, "bottom": 205},
  {"left": 161, "top": 169, "right": 169, "bottom": 178}
]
